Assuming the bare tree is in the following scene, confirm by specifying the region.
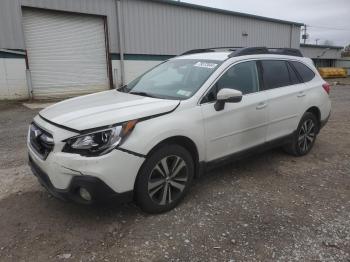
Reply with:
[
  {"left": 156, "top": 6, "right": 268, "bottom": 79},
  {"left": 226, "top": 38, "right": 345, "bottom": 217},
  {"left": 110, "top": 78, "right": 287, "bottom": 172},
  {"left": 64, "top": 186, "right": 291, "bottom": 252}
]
[{"left": 322, "top": 40, "right": 334, "bottom": 46}]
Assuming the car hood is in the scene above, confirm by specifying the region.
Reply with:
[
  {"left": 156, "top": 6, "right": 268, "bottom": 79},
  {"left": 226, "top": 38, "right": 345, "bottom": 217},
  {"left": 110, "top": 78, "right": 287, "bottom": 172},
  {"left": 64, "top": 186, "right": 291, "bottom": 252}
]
[{"left": 39, "top": 90, "right": 180, "bottom": 131}]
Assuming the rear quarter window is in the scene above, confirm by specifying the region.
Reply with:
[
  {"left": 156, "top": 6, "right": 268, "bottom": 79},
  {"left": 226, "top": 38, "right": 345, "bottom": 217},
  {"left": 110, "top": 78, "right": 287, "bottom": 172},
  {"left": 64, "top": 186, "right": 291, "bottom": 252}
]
[{"left": 290, "top": 61, "right": 315, "bottom": 82}]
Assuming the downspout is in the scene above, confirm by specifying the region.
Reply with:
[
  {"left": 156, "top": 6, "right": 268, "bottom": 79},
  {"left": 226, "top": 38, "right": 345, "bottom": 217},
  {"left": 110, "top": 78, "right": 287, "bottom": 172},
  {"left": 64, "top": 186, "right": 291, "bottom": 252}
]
[
  {"left": 24, "top": 50, "right": 33, "bottom": 100},
  {"left": 116, "top": 0, "right": 125, "bottom": 87}
]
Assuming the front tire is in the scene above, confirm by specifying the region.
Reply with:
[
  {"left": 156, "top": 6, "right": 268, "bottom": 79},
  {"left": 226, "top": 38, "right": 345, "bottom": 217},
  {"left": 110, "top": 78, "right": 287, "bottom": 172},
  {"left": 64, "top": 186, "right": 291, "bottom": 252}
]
[
  {"left": 135, "top": 144, "right": 194, "bottom": 213},
  {"left": 284, "top": 112, "right": 319, "bottom": 156}
]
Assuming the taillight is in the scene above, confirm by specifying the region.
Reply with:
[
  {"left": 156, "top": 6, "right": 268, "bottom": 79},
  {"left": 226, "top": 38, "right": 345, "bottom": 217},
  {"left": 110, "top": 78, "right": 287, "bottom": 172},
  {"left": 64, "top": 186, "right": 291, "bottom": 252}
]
[{"left": 322, "top": 83, "right": 331, "bottom": 95}]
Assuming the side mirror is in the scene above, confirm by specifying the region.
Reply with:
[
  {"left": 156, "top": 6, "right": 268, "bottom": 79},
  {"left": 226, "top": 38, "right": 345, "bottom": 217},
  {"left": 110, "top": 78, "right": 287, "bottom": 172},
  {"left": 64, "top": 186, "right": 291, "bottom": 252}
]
[{"left": 214, "top": 88, "right": 242, "bottom": 111}]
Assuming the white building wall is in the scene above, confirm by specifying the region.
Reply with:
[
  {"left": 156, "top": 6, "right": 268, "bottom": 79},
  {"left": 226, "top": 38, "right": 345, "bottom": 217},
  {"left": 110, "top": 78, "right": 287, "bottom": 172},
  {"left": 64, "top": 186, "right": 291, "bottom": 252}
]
[
  {"left": 0, "top": 58, "right": 28, "bottom": 100},
  {"left": 300, "top": 46, "right": 342, "bottom": 59}
]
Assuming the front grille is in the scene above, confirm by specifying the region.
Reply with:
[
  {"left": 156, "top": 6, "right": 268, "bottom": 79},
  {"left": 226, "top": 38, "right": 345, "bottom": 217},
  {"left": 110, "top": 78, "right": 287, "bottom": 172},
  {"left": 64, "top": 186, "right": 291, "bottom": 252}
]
[{"left": 29, "top": 123, "right": 54, "bottom": 160}]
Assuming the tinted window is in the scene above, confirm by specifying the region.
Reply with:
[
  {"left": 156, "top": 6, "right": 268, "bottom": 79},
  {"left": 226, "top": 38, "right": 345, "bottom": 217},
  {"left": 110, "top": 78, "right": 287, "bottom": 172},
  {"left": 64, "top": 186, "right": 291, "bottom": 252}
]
[
  {"left": 286, "top": 62, "right": 302, "bottom": 85},
  {"left": 261, "top": 60, "right": 291, "bottom": 89},
  {"left": 290, "top": 61, "right": 315, "bottom": 82},
  {"left": 204, "top": 61, "right": 260, "bottom": 103}
]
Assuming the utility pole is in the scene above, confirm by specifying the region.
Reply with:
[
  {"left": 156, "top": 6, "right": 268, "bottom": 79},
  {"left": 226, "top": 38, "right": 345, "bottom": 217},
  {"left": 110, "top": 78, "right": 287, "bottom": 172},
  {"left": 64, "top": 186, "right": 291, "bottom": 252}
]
[
  {"left": 302, "top": 24, "right": 307, "bottom": 44},
  {"left": 315, "top": 38, "right": 320, "bottom": 45}
]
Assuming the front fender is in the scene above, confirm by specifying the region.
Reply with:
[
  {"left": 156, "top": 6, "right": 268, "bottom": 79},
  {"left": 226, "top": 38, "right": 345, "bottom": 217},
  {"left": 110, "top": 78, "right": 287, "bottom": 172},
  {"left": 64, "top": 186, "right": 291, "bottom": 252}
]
[{"left": 120, "top": 106, "right": 206, "bottom": 161}]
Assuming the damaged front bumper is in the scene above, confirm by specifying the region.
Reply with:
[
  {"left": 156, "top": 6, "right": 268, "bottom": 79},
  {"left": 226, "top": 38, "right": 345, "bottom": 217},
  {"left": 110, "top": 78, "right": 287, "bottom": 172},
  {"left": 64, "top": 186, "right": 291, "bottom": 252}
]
[
  {"left": 27, "top": 116, "right": 146, "bottom": 204},
  {"left": 29, "top": 155, "right": 133, "bottom": 204}
]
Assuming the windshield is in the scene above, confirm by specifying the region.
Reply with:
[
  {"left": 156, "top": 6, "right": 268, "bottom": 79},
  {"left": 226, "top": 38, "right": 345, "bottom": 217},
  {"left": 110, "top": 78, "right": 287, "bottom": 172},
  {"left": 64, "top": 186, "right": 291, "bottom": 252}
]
[{"left": 121, "top": 59, "right": 222, "bottom": 100}]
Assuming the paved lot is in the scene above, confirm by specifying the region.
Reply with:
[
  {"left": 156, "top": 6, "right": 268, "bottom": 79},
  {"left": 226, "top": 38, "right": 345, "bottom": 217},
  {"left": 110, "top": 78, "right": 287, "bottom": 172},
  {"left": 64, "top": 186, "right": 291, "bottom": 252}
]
[{"left": 0, "top": 85, "right": 349, "bottom": 262}]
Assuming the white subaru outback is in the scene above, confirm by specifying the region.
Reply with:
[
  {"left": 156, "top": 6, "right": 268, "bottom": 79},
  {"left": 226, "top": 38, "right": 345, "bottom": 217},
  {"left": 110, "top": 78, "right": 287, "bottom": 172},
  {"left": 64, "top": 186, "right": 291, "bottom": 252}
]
[{"left": 28, "top": 47, "right": 331, "bottom": 213}]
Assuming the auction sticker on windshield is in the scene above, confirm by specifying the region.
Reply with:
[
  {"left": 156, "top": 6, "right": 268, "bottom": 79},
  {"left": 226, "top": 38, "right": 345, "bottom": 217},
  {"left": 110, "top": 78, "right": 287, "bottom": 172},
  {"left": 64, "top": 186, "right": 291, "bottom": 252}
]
[{"left": 194, "top": 62, "right": 218, "bottom": 69}]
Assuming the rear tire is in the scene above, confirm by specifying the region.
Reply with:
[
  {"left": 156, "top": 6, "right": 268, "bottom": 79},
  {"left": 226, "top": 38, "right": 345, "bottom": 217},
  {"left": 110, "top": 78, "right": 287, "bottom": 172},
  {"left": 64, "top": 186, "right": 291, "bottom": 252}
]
[
  {"left": 135, "top": 144, "right": 194, "bottom": 214},
  {"left": 283, "top": 112, "right": 319, "bottom": 156}
]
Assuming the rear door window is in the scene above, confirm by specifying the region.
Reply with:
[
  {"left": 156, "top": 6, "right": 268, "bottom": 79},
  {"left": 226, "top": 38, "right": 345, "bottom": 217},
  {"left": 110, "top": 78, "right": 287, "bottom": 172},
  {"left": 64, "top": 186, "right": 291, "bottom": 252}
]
[
  {"left": 290, "top": 61, "right": 315, "bottom": 82},
  {"left": 260, "top": 60, "right": 291, "bottom": 90}
]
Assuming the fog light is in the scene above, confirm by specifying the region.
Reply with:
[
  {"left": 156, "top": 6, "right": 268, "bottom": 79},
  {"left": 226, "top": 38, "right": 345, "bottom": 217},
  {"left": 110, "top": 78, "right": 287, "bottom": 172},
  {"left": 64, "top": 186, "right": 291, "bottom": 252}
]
[{"left": 79, "top": 187, "right": 92, "bottom": 201}]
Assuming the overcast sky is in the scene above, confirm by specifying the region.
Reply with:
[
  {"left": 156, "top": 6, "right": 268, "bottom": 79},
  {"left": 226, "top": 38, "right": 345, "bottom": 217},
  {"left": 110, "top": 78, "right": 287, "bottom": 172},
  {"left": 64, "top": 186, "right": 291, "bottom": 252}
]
[{"left": 183, "top": 0, "right": 350, "bottom": 47}]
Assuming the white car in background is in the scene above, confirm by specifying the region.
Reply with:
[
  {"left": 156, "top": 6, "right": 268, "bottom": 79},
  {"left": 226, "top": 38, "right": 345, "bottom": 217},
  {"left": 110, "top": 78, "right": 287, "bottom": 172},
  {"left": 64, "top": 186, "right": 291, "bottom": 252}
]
[{"left": 28, "top": 47, "right": 331, "bottom": 213}]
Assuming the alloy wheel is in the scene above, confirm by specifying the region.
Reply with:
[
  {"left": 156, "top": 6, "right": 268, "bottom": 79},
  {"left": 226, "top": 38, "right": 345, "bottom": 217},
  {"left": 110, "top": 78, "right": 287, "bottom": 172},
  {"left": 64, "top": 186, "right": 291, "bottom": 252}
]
[
  {"left": 148, "top": 155, "right": 188, "bottom": 205},
  {"left": 298, "top": 119, "right": 316, "bottom": 153}
]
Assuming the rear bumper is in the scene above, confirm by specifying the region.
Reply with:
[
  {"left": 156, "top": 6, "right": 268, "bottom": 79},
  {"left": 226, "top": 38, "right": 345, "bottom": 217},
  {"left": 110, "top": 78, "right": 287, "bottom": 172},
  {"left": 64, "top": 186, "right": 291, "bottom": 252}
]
[{"left": 29, "top": 156, "right": 133, "bottom": 204}]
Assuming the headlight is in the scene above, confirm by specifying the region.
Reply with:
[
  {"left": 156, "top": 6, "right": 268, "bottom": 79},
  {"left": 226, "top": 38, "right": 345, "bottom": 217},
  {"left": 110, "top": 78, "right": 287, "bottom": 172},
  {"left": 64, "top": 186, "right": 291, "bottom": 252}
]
[{"left": 63, "top": 120, "right": 137, "bottom": 156}]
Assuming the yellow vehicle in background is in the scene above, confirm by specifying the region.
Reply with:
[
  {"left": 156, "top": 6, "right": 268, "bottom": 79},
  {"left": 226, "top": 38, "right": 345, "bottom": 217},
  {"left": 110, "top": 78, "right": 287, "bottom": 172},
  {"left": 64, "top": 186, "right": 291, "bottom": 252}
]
[{"left": 318, "top": 67, "right": 347, "bottom": 78}]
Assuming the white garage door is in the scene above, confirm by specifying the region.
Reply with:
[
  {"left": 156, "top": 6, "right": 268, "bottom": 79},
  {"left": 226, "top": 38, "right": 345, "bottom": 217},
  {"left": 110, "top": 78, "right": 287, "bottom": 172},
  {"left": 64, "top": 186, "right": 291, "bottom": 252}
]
[{"left": 22, "top": 9, "right": 109, "bottom": 99}]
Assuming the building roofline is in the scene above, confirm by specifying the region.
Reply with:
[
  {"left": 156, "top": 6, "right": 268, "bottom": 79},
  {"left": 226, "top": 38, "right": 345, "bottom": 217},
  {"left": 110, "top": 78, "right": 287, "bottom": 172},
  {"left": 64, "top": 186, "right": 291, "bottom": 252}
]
[
  {"left": 148, "top": 0, "right": 304, "bottom": 27},
  {"left": 0, "top": 49, "right": 25, "bottom": 55},
  {"left": 300, "top": 44, "right": 343, "bottom": 50}
]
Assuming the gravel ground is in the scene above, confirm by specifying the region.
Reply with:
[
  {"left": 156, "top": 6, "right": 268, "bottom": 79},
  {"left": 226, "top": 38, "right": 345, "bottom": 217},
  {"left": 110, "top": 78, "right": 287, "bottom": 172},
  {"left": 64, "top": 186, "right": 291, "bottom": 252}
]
[{"left": 0, "top": 85, "right": 349, "bottom": 262}]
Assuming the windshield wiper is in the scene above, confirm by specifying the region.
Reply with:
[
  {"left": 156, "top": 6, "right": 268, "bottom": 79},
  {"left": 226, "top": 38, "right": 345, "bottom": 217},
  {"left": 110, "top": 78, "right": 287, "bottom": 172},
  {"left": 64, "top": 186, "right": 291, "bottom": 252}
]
[{"left": 129, "top": 91, "right": 156, "bottom": 98}]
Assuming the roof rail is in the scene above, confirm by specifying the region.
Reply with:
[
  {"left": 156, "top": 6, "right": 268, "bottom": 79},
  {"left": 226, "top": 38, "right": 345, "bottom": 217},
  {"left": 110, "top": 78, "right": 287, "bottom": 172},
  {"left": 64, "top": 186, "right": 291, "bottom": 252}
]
[
  {"left": 228, "top": 47, "right": 268, "bottom": 57},
  {"left": 180, "top": 46, "right": 304, "bottom": 58},
  {"left": 267, "top": 48, "right": 304, "bottom": 57},
  {"left": 181, "top": 48, "right": 216, "bottom": 56},
  {"left": 180, "top": 46, "right": 242, "bottom": 56},
  {"left": 228, "top": 47, "right": 303, "bottom": 57}
]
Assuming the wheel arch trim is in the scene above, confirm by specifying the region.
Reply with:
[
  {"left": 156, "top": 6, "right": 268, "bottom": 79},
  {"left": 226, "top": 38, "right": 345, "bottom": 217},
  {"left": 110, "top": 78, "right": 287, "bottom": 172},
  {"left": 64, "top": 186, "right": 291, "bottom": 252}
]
[
  {"left": 133, "top": 135, "right": 201, "bottom": 195},
  {"left": 146, "top": 136, "right": 200, "bottom": 177},
  {"left": 305, "top": 106, "right": 321, "bottom": 132}
]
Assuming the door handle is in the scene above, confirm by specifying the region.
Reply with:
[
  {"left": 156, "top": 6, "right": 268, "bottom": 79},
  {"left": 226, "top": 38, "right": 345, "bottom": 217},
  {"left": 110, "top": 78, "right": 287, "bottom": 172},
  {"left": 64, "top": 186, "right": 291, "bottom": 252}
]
[
  {"left": 256, "top": 102, "right": 267, "bottom": 110},
  {"left": 297, "top": 91, "right": 306, "bottom": 98}
]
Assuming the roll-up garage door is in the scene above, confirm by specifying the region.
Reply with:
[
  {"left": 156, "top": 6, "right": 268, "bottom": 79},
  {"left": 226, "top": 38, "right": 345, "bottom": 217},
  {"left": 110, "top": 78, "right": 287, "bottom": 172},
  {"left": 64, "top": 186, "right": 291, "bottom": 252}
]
[{"left": 22, "top": 9, "right": 109, "bottom": 99}]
